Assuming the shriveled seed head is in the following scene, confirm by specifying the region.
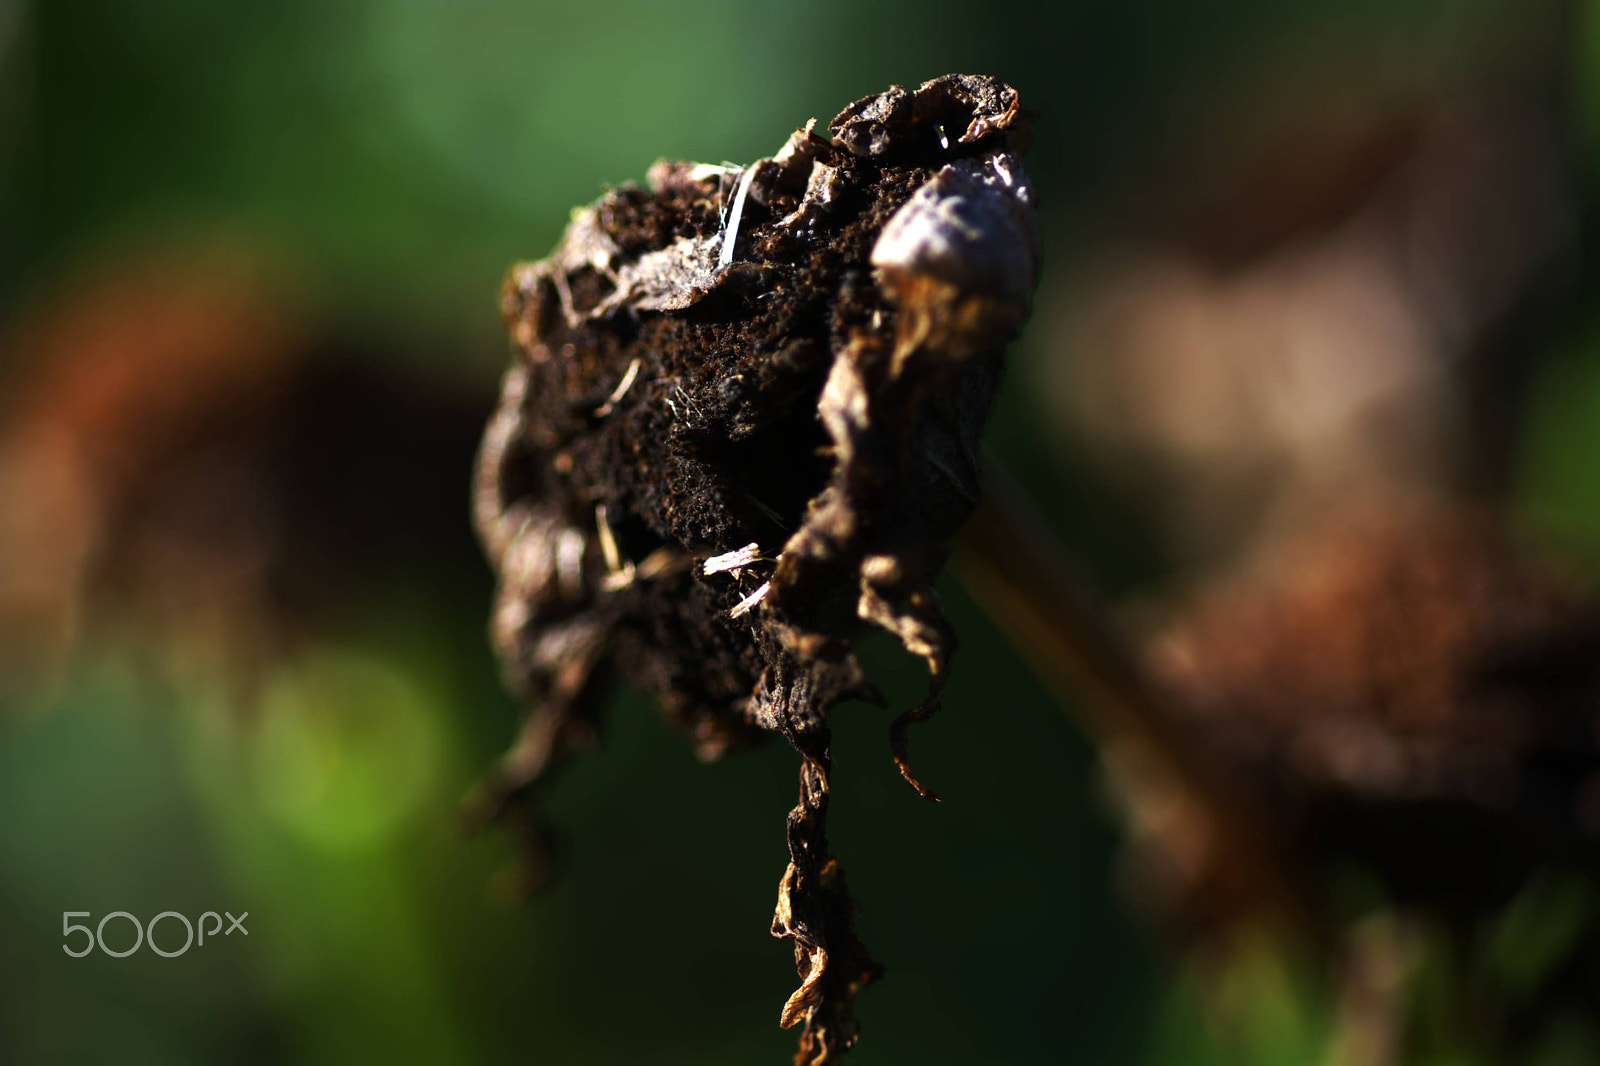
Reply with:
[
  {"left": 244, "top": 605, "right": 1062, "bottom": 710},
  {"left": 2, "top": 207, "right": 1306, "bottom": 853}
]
[{"left": 472, "top": 74, "right": 1038, "bottom": 1064}]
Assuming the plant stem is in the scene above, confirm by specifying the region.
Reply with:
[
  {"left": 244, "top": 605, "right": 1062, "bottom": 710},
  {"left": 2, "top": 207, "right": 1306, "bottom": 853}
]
[{"left": 954, "top": 461, "right": 1315, "bottom": 939}]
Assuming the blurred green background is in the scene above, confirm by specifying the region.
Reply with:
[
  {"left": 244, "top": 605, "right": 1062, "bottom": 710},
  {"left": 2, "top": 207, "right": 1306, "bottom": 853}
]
[{"left": 2, "top": 2, "right": 1598, "bottom": 1064}]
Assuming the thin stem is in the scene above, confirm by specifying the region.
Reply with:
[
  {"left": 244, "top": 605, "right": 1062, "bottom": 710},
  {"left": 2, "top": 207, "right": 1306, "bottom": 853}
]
[{"left": 954, "top": 461, "right": 1315, "bottom": 938}]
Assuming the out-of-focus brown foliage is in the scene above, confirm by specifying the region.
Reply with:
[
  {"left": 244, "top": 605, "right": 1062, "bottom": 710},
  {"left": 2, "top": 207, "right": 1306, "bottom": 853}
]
[
  {"left": 960, "top": 481, "right": 1600, "bottom": 1060},
  {"left": 0, "top": 247, "right": 490, "bottom": 703},
  {"left": 473, "top": 75, "right": 1039, "bottom": 1064},
  {"left": 977, "top": 30, "right": 1600, "bottom": 1056},
  {"left": 1039, "top": 93, "right": 1574, "bottom": 570},
  {"left": 1142, "top": 505, "right": 1600, "bottom": 928},
  {"left": 1097, "top": 499, "right": 1600, "bottom": 1059},
  {"left": 0, "top": 250, "right": 301, "bottom": 692}
]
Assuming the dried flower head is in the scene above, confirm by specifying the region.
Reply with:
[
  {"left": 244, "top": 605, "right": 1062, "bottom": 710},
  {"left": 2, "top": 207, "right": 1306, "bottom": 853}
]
[
  {"left": 471, "top": 74, "right": 1038, "bottom": 1062},
  {"left": 1141, "top": 504, "right": 1600, "bottom": 932}
]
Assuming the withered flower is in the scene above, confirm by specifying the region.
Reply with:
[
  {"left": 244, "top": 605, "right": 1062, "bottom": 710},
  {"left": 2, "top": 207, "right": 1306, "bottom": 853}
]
[
  {"left": 471, "top": 75, "right": 1038, "bottom": 1062},
  {"left": 1145, "top": 504, "right": 1600, "bottom": 930}
]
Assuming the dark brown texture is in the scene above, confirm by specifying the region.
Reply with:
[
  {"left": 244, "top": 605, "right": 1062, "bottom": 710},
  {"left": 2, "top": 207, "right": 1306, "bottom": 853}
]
[
  {"left": 1147, "top": 505, "right": 1600, "bottom": 927},
  {"left": 957, "top": 478, "right": 1600, "bottom": 1056},
  {"left": 1127, "top": 503, "right": 1600, "bottom": 1053},
  {"left": 471, "top": 75, "right": 1039, "bottom": 1062},
  {"left": 0, "top": 252, "right": 492, "bottom": 703}
]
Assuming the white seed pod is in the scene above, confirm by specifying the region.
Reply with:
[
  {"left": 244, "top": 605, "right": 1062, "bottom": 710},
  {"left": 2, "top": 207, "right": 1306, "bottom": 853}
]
[{"left": 871, "top": 151, "right": 1040, "bottom": 312}]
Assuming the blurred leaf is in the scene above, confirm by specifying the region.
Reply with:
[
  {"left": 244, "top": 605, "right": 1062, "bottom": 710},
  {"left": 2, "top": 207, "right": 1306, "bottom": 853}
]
[{"left": 1482, "top": 873, "right": 1595, "bottom": 1006}]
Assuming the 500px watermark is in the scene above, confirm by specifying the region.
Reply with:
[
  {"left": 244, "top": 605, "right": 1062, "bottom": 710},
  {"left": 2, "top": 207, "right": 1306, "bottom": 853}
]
[{"left": 62, "top": 910, "right": 248, "bottom": 958}]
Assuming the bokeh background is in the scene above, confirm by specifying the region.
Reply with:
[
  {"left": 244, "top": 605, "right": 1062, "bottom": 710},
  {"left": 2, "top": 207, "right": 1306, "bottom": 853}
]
[{"left": 2, "top": 1, "right": 1598, "bottom": 1063}]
